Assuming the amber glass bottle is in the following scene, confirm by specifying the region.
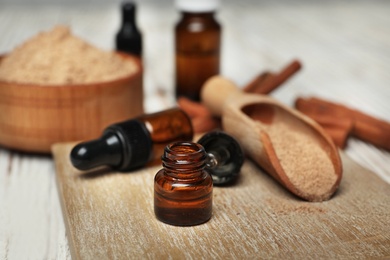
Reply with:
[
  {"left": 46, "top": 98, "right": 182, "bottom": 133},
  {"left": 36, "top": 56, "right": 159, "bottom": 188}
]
[
  {"left": 175, "top": 0, "right": 221, "bottom": 101},
  {"left": 154, "top": 142, "right": 213, "bottom": 226},
  {"left": 70, "top": 108, "right": 193, "bottom": 171},
  {"left": 116, "top": 1, "right": 143, "bottom": 56}
]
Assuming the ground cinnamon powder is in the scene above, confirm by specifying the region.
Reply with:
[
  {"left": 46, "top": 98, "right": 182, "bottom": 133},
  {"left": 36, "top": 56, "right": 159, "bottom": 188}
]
[
  {"left": 265, "top": 198, "right": 327, "bottom": 215},
  {"left": 0, "top": 26, "right": 137, "bottom": 85},
  {"left": 264, "top": 116, "right": 338, "bottom": 201}
]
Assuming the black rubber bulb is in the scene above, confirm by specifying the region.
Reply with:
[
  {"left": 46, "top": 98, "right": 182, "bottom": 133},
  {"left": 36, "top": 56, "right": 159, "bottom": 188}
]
[
  {"left": 70, "top": 132, "right": 123, "bottom": 171},
  {"left": 70, "top": 120, "right": 152, "bottom": 172}
]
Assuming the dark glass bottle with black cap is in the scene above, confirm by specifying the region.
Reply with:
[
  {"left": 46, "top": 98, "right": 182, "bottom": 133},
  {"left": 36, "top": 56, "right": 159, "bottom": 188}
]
[
  {"left": 154, "top": 131, "right": 244, "bottom": 226},
  {"left": 175, "top": 0, "right": 221, "bottom": 101},
  {"left": 70, "top": 108, "right": 193, "bottom": 172},
  {"left": 116, "top": 1, "right": 142, "bottom": 56}
]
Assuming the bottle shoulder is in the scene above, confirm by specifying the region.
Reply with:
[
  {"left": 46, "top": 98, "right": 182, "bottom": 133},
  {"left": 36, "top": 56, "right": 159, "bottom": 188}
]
[
  {"left": 117, "top": 25, "right": 142, "bottom": 38},
  {"left": 176, "top": 13, "right": 221, "bottom": 32}
]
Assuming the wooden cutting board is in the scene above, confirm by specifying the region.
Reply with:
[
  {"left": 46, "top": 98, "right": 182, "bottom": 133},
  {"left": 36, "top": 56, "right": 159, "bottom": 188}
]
[{"left": 52, "top": 143, "right": 390, "bottom": 259}]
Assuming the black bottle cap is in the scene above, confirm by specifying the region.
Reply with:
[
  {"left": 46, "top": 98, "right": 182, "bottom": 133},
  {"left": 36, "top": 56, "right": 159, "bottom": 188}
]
[
  {"left": 197, "top": 131, "right": 244, "bottom": 185},
  {"left": 122, "top": 1, "right": 136, "bottom": 12},
  {"left": 70, "top": 119, "right": 152, "bottom": 172},
  {"left": 121, "top": 1, "right": 137, "bottom": 22},
  {"left": 116, "top": 1, "right": 142, "bottom": 56},
  {"left": 106, "top": 119, "right": 152, "bottom": 171}
]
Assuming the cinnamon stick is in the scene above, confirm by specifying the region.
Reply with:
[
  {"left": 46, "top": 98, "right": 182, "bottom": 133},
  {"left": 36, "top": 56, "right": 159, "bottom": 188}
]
[
  {"left": 177, "top": 96, "right": 210, "bottom": 118},
  {"left": 244, "top": 60, "right": 302, "bottom": 94},
  {"left": 296, "top": 97, "right": 390, "bottom": 151},
  {"left": 177, "top": 97, "right": 222, "bottom": 132},
  {"left": 242, "top": 72, "right": 273, "bottom": 93}
]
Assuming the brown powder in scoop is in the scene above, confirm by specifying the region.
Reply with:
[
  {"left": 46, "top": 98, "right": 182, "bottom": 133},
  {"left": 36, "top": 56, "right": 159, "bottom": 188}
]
[
  {"left": 264, "top": 115, "right": 338, "bottom": 201},
  {"left": 0, "top": 26, "right": 138, "bottom": 85}
]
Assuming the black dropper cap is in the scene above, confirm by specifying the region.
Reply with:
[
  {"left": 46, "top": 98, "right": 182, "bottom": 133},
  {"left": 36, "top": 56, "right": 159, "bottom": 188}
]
[
  {"left": 197, "top": 131, "right": 244, "bottom": 185},
  {"left": 70, "top": 120, "right": 152, "bottom": 171},
  {"left": 116, "top": 1, "right": 142, "bottom": 56}
]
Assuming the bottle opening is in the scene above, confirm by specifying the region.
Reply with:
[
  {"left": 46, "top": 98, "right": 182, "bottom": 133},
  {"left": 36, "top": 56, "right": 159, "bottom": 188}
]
[{"left": 162, "top": 142, "right": 207, "bottom": 170}]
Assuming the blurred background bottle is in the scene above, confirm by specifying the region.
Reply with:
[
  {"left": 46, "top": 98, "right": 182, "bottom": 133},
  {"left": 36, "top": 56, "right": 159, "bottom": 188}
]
[
  {"left": 116, "top": 1, "right": 143, "bottom": 57},
  {"left": 175, "top": 0, "right": 222, "bottom": 101}
]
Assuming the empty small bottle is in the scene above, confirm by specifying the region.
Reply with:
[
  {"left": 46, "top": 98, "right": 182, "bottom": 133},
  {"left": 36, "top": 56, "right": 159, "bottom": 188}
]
[
  {"left": 116, "top": 1, "right": 143, "bottom": 56},
  {"left": 70, "top": 108, "right": 193, "bottom": 171},
  {"left": 154, "top": 141, "right": 213, "bottom": 226},
  {"left": 174, "top": 0, "right": 222, "bottom": 101},
  {"left": 154, "top": 131, "right": 244, "bottom": 226}
]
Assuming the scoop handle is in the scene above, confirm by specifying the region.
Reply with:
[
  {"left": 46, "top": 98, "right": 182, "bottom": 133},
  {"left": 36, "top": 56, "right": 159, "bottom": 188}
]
[{"left": 201, "top": 76, "right": 240, "bottom": 116}]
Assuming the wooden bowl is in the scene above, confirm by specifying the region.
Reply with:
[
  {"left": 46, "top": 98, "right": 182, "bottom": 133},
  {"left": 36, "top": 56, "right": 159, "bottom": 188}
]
[{"left": 0, "top": 54, "right": 143, "bottom": 153}]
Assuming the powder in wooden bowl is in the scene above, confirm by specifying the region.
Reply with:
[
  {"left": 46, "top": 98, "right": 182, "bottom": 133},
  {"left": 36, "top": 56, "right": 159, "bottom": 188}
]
[{"left": 0, "top": 26, "right": 138, "bottom": 85}]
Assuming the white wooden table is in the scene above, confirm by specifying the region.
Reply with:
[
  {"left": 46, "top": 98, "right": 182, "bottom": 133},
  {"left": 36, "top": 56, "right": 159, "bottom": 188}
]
[{"left": 1, "top": 1, "right": 389, "bottom": 259}]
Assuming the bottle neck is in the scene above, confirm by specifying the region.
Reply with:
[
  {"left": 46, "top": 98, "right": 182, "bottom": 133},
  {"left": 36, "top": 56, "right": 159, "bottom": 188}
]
[
  {"left": 121, "top": 2, "right": 137, "bottom": 24},
  {"left": 181, "top": 11, "right": 216, "bottom": 20},
  {"left": 123, "top": 10, "right": 136, "bottom": 24},
  {"left": 162, "top": 142, "right": 206, "bottom": 177}
]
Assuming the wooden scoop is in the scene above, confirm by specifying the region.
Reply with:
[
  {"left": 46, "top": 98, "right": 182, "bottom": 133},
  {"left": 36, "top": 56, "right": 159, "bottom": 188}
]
[{"left": 201, "top": 76, "right": 342, "bottom": 202}]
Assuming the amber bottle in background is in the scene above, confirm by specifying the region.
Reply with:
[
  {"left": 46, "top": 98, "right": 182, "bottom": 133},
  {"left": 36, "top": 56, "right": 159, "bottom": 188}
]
[
  {"left": 70, "top": 108, "right": 193, "bottom": 171},
  {"left": 175, "top": 0, "right": 222, "bottom": 101},
  {"left": 116, "top": 1, "right": 143, "bottom": 57},
  {"left": 154, "top": 142, "right": 213, "bottom": 226}
]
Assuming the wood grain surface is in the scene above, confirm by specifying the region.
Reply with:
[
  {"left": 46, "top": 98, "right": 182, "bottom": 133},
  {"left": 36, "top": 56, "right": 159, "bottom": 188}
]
[{"left": 53, "top": 142, "right": 390, "bottom": 259}]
